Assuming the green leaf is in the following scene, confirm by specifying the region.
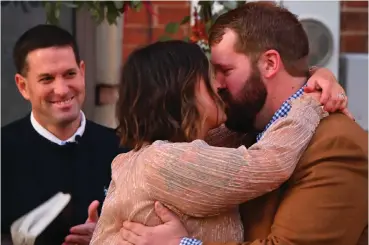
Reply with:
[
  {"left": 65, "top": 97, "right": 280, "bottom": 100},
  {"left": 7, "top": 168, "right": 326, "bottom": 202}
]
[
  {"left": 132, "top": 1, "right": 142, "bottom": 11},
  {"left": 159, "top": 35, "right": 172, "bottom": 41},
  {"left": 130, "top": 0, "right": 142, "bottom": 11},
  {"left": 165, "top": 22, "right": 180, "bottom": 34},
  {"left": 107, "top": 12, "right": 119, "bottom": 25},
  {"left": 61, "top": 2, "right": 79, "bottom": 8},
  {"left": 198, "top": 1, "right": 213, "bottom": 22},
  {"left": 85, "top": 1, "right": 96, "bottom": 9},
  {"left": 183, "top": 36, "right": 190, "bottom": 42},
  {"left": 221, "top": 1, "right": 238, "bottom": 11},
  {"left": 236, "top": 1, "right": 247, "bottom": 8},
  {"left": 54, "top": 3, "right": 61, "bottom": 20},
  {"left": 180, "top": 15, "right": 190, "bottom": 25},
  {"left": 98, "top": 4, "right": 106, "bottom": 23},
  {"left": 89, "top": 5, "right": 104, "bottom": 25},
  {"left": 74, "top": 2, "right": 85, "bottom": 10},
  {"left": 43, "top": 2, "right": 60, "bottom": 25},
  {"left": 88, "top": 1, "right": 107, "bottom": 24},
  {"left": 114, "top": 1, "right": 124, "bottom": 10},
  {"left": 205, "top": 20, "right": 212, "bottom": 33},
  {"left": 38, "top": 1, "right": 144, "bottom": 27},
  {"left": 106, "top": 2, "right": 120, "bottom": 25},
  {"left": 106, "top": 13, "right": 116, "bottom": 24}
]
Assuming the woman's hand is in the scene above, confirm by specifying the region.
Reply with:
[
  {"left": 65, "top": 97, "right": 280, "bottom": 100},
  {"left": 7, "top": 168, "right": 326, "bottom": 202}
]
[
  {"left": 120, "top": 202, "right": 188, "bottom": 245},
  {"left": 305, "top": 67, "right": 354, "bottom": 120}
]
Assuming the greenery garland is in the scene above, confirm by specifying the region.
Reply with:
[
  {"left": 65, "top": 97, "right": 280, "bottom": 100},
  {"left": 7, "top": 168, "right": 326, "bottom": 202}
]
[
  {"left": 2, "top": 1, "right": 245, "bottom": 55},
  {"left": 1, "top": 1, "right": 145, "bottom": 25}
]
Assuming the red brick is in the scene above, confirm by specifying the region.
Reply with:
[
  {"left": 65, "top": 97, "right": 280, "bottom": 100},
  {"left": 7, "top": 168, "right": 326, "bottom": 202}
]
[
  {"left": 153, "top": 26, "right": 190, "bottom": 41},
  {"left": 123, "top": 25, "right": 190, "bottom": 45},
  {"left": 342, "top": 1, "right": 368, "bottom": 8},
  {"left": 341, "top": 11, "right": 368, "bottom": 32},
  {"left": 156, "top": 5, "right": 191, "bottom": 25},
  {"left": 152, "top": 1, "right": 189, "bottom": 7},
  {"left": 123, "top": 26, "right": 152, "bottom": 46},
  {"left": 340, "top": 34, "right": 368, "bottom": 53},
  {"left": 125, "top": 7, "right": 151, "bottom": 25}
]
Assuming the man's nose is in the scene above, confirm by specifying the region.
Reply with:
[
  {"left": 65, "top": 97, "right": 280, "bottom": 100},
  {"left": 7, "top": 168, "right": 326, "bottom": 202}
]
[
  {"left": 213, "top": 78, "right": 227, "bottom": 90},
  {"left": 53, "top": 79, "right": 69, "bottom": 95}
]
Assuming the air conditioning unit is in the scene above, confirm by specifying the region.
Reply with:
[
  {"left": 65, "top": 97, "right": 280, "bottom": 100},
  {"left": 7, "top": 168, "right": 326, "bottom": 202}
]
[{"left": 280, "top": 1, "right": 341, "bottom": 78}]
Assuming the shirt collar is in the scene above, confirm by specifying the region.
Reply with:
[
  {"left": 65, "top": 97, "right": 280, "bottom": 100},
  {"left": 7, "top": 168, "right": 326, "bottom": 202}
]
[
  {"left": 30, "top": 111, "right": 86, "bottom": 145},
  {"left": 256, "top": 84, "right": 306, "bottom": 141}
]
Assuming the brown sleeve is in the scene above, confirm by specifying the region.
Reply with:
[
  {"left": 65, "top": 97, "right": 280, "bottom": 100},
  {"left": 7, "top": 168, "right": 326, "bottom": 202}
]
[{"left": 203, "top": 116, "right": 368, "bottom": 245}]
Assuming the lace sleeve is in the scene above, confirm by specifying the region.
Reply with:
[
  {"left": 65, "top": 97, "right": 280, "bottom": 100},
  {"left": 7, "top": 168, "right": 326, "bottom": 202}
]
[{"left": 144, "top": 96, "right": 328, "bottom": 217}]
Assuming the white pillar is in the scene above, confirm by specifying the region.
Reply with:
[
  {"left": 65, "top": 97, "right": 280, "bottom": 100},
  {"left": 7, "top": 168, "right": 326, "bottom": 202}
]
[{"left": 93, "top": 17, "right": 123, "bottom": 128}]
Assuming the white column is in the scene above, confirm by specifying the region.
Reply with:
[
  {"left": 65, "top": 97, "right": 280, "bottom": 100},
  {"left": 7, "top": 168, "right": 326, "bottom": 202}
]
[
  {"left": 75, "top": 8, "right": 98, "bottom": 120},
  {"left": 93, "top": 17, "right": 123, "bottom": 128}
]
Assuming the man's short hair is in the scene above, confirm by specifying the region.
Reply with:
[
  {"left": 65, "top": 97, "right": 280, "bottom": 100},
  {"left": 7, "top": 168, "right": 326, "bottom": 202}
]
[
  {"left": 13, "top": 24, "right": 81, "bottom": 75},
  {"left": 209, "top": 2, "right": 310, "bottom": 76}
]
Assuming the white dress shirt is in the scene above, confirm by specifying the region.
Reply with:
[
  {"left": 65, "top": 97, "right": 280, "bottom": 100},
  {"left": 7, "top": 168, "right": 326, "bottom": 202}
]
[{"left": 30, "top": 111, "right": 86, "bottom": 145}]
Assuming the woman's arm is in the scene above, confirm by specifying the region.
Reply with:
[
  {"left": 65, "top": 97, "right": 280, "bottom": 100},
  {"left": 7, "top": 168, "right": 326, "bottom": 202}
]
[
  {"left": 204, "top": 124, "right": 254, "bottom": 148},
  {"left": 144, "top": 95, "right": 328, "bottom": 217}
]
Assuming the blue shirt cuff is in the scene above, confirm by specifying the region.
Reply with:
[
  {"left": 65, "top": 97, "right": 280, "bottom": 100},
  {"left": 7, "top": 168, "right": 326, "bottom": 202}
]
[{"left": 179, "top": 237, "right": 203, "bottom": 245}]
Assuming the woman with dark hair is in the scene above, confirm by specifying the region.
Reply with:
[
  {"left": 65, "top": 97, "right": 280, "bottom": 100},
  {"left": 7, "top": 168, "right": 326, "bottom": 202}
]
[{"left": 91, "top": 41, "right": 344, "bottom": 244}]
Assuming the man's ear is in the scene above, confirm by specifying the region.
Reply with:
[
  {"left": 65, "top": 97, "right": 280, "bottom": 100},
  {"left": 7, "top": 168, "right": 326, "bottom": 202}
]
[
  {"left": 258, "top": 49, "right": 281, "bottom": 79},
  {"left": 15, "top": 73, "right": 30, "bottom": 100},
  {"left": 79, "top": 60, "right": 85, "bottom": 78}
]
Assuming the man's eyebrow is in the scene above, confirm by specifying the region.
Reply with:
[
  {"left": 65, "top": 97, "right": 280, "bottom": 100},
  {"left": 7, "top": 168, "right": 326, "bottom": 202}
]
[
  {"left": 37, "top": 68, "right": 77, "bottom": 78},
  {"left": 64, "top": 68, "right": 77, "bottom": 74},
  {"left": 212, "top": 63, "right": 231, "bottom": 69},
  {"left": 37, "top": 73, "right": 53, "bottom": 78}
]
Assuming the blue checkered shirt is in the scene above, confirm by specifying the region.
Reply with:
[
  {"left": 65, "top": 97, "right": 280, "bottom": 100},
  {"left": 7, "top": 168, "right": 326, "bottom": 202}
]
[
  {"left": 179, "top": 85, "right": 305, "bottom": 245},
  {"left": 180, "top": 238, "right": 203, "bottom": 245},
  {"left": 256, "top": 85, "right": 306, "bottom": 141}
]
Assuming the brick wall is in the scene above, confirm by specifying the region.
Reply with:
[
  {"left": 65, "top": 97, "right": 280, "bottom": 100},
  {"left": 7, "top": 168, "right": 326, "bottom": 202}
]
[
  {"left": 340, "top": 1, "right": 368, "bottom": 53},
  {"left": 122, "top": 1, "right": 368, "bottom": 62},
  {"left": 122, "top": 1, "right": 191, "bottom": 61}
]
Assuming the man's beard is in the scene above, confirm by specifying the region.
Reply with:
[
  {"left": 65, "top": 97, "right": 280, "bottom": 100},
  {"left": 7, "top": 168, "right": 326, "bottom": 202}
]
[{"left": 218, "top": 68, "right": 267, "bottom": 133}]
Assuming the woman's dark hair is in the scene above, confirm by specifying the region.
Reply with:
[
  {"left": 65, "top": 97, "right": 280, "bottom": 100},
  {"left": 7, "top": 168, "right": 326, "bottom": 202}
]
[{"left": 116, "top": 40, "right": 223, "bottom": 150}]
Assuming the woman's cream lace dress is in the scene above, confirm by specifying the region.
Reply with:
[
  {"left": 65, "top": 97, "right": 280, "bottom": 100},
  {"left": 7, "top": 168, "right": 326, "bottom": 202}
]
[{"left": 91, "top": 97, "right": 327, "bottom": 244}]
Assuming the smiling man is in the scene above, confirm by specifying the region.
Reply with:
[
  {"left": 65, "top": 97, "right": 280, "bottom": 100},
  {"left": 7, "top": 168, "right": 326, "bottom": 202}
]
[{"left": 1, "top": 25, "right": 129, "bottom": 245}]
